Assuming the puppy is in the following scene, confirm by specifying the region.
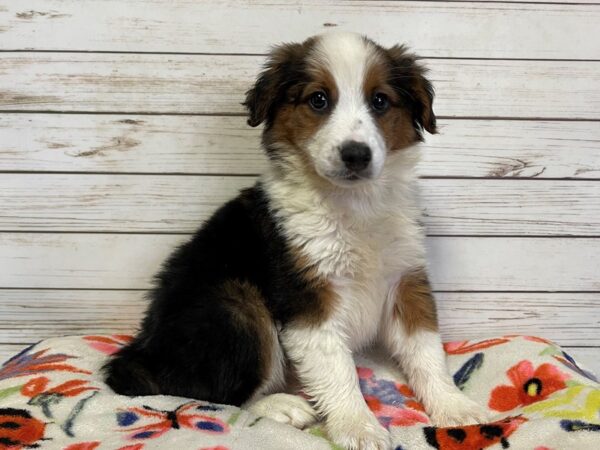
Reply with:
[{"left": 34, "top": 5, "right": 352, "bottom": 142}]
[{"left": 104, "top": 32, "right": 488, "bottom": 450}]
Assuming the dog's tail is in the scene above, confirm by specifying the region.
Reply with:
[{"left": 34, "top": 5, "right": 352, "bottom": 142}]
[{"left": 102, "top": 342, "right": 160, "bottom": 396}]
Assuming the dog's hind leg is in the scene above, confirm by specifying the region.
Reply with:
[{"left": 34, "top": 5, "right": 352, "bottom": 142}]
[
  {"left": 104, "top": 279, "right": 281, "bottom": 406},
  {"left": 244, "top": 335, "right": 318, "bottom": 429}
]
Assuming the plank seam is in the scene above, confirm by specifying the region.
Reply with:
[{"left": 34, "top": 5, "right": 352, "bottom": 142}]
[
  {"left": 1, "top": 171, "right": 599, "bottom": 181},
  {"left": 0, "top": 111, "right": 599, "bottom": 122},
  {"left": 1, "top": 231, "right": 599, "bottom": 238},
  {"left": 0, "top": 49, "right": 599, "bottom": 62},
  {"left": 354, "top": 1, "right": 600, "bottom": 5},
  {"left": 0, "top": 287, "right": 598, "bottom": 293}
]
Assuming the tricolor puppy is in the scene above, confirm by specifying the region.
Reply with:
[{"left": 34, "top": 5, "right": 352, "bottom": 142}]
[{"left": 104, "top": 32, "right": 488, "bottom": 449}]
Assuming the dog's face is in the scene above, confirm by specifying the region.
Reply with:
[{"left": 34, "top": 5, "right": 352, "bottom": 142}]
[{"left": 244, "top": 32, "right": 436, "bottom": 187}]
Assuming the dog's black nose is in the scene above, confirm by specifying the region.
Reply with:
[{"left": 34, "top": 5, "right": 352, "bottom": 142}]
[{"left": 340, "top": 141, "right": 372, "bottom": 172}]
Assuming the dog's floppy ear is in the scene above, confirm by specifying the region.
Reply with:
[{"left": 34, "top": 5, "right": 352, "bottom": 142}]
[
  {"left": 243, "top": 42, "right": 307, "bottom": 128},
  {"left": 387, "top": 45, "right": 437, "bottom": 137}
]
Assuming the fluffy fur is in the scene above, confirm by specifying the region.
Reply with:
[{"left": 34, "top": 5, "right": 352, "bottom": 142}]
[{"left": 104, "top": 32, "right": 488, "bottom": 450}]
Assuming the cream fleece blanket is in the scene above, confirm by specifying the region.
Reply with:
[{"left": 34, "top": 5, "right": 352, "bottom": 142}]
[{"left": 0, "top": 334, "right": 598, "bottom": 449}]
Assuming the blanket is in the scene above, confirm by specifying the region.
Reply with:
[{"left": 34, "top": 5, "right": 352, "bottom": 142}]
[{"left": 0, "top": 334, "right": 598, "bottom": 449}]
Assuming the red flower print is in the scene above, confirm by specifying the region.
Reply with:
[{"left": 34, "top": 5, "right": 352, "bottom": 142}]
[
  {"left": 522, "top": 336, "right": 553, "bottom": 345},
  {"left": 488, "top": 360, "right": 569, "bottom": 412},
  {"left": 64, "top": 442, "right": 101, "bottom": 450},
  {"left": 20, "top": 376, "right": 99, "bottom": 423},
  {"left": 118, "top": 445, "right": 145, "bottom": 450},
  {"left": 84, "top": 335, "right": 133, "bottom": 355},
  {"left": 444, "top": 338, "right": 510, "bottom": 355},
  {"left": 21, "top": 376, "right": 98, "bottom": 399}
]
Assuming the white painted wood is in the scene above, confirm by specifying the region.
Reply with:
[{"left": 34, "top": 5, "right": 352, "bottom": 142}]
[
  {"left": 0, "top": 174, "right": 251, "bottom": 232},
  {"left": 421, "top": 179, "right": 600, "bottom": 236},
  {"left": 0, "top": 114, "right": 265, "bottom": 175},
  {"left": 1, "top": 1, "right": 599, "bottom": 59},
  {"left": 436, "top": 292, "right": 600, "bottom": 346},
  {"left": 565, "top": 348, "right": 600, "bottom": 378},
  {"left": 0, "top": 289, "right": 597, "bottom": 346},
  {"left": 473, "top": 0, "right": 599, "bottom": 3},
  {"left": 1, "top": 54, "right": 599, "bottom": 119},
  {"left": 0, "top": 234, "right": 598, "bottom": 291},
  {"left": 2, "top": 115, "right": 600, "bottom": 179},
  {"left": 0, "top": 344, "right": 30, "bottom": 364},
  {"left": 424, "top": 120, "right": 600, "bottom": 179},
  {"left": 427, "top": 237, "right": 600, "bottom": 291},
  {"left": 0, "top": 290, "right": 147, "bottom": 343},
  {"left": 1, "top": 174, "right": 598, "bottom": 235}
]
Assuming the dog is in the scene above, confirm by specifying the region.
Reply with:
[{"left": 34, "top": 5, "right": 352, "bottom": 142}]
[{"left": 104, "top": 32, "right": 488, "bottom": 450}]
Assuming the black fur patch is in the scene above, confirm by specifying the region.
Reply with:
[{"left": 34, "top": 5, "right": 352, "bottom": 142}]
[{"left": 104, "top": 184, "right": 327, "bottom": 405}]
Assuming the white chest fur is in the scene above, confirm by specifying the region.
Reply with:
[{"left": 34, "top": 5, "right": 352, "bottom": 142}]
[
  {"left": 264, "top": 148, "right": 426, "bottom": 350},
  {"left": 326, "top": 211, "right": 425, "bottom": 349}
]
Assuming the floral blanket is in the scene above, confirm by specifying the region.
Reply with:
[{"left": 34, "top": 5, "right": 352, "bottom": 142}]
[{"left": 0, "top": 335, "right": 598, "bottom": 450}]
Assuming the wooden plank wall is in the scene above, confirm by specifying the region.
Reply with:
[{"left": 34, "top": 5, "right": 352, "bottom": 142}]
[{"left": 0, "top": 1, "right": 598, "bottom": 375}]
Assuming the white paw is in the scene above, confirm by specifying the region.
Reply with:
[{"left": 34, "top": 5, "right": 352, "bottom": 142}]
[
  {"left": 326, "top": 413, "right": 391, "bottom": 450},
  {"left": 427, "top": 392, "right": 491, "bottom": 427},
  {"left": 247, "top": 393, "right": 318, "bottom": 429}
]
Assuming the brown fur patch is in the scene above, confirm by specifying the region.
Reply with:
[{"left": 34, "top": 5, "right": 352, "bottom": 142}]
[
  {"left": 243, "top": 38, "right": 317, "bottom": 128},
  {"left": 376, "top": 107, "right": 419, "bottom": 152},
  {"left": 264, "top": 63, "right": 338, "bottom": 180},
  {"left": 288, "top": 249, "right": 338, "bottom": 327},
  {"left": 219, "top": 279, "right": 275, "bottom": 379},
  {"left": 394, "top": 267, "right": 438, "bottom": 334},
  {"left": 364, "top": 60, "right": 419, "bottom": 151},
  {"left": 385, "top": 45, "right": 437, "bottom": 136}
]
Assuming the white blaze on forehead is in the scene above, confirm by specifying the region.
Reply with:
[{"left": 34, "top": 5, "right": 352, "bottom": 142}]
[
  {"left": 309, "top": 32, "right": 380, "bottom": 101},
  {"left": 305, "top": 32, "right": 387, "bottom": 183}
]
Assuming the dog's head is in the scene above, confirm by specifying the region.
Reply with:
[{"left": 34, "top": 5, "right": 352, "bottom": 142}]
[{"left": 244, "top": 32, "right": 436, "bottom": 187}]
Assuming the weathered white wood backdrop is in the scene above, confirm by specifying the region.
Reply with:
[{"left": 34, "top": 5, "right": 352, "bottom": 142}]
[{"left": 0, "top": 1, "right": 598, "bottom": 374}]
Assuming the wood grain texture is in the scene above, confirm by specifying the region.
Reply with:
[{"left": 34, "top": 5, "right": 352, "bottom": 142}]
[
  {"left": 0, "top": 344, "right": 31, "bottom": 364},
  {"left": 0, "top": 289, "right": 597, "bottom": 346},
  {"left": 436, "top": 292, "right": 600, "bottom": 346},
  {"left": 0, "top": 234, "right": 598, "bottom": 291},
  {"left": 474, "top": 0, "right": 600, "bottom": 3},
  {"left": 1, "top": 54, "right": 599, "bottom": 118},
  {"left": 1, "top": 174, "right": 598, "bottom": 235},
  {"left": 0, "top": 114, "right": 265, "bottom": 174},
  {"left": 1, "top": 1, "right": 599, "bottom": 59},
  {"left": 427, "top": 237, "right": 600, "bottom": 291},
  {"left": 565, "top": 348, "right": 600, "bottom": 378},
  {"left": 2, "top": 114, "right": 600, "bottom": 179},
  {"left": 421, "top": 179, "right": 600, "bottom": 236},
  {"left": 0, "top": 290, "right": 147, "bottom": 343}
]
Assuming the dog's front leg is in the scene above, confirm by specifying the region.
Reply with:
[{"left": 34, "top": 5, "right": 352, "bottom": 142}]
[
  {"left": 382, "top": 267, "right": 489, "bottom": 427},
  {"left": 282, "top": 325, "right": 391, "bottom": 450}
]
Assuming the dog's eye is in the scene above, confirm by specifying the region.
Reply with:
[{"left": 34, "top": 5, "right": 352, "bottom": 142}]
[
  {"left": 371, "top": 93, "right": 389, "bottom": 113},
  {"left": 309, "top": 91, "right": 328, "bottom": 111}
]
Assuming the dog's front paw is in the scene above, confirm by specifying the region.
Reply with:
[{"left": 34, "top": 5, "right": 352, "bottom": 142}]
[
  {"left": 428, "top": 392, "right": 490, "bottom": 427},
  {"left": 326, "top": 413, "right": 391, "bottom": 450},
  {"left": 247, "top": 393, "right": 318, "bottom": 429}
]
